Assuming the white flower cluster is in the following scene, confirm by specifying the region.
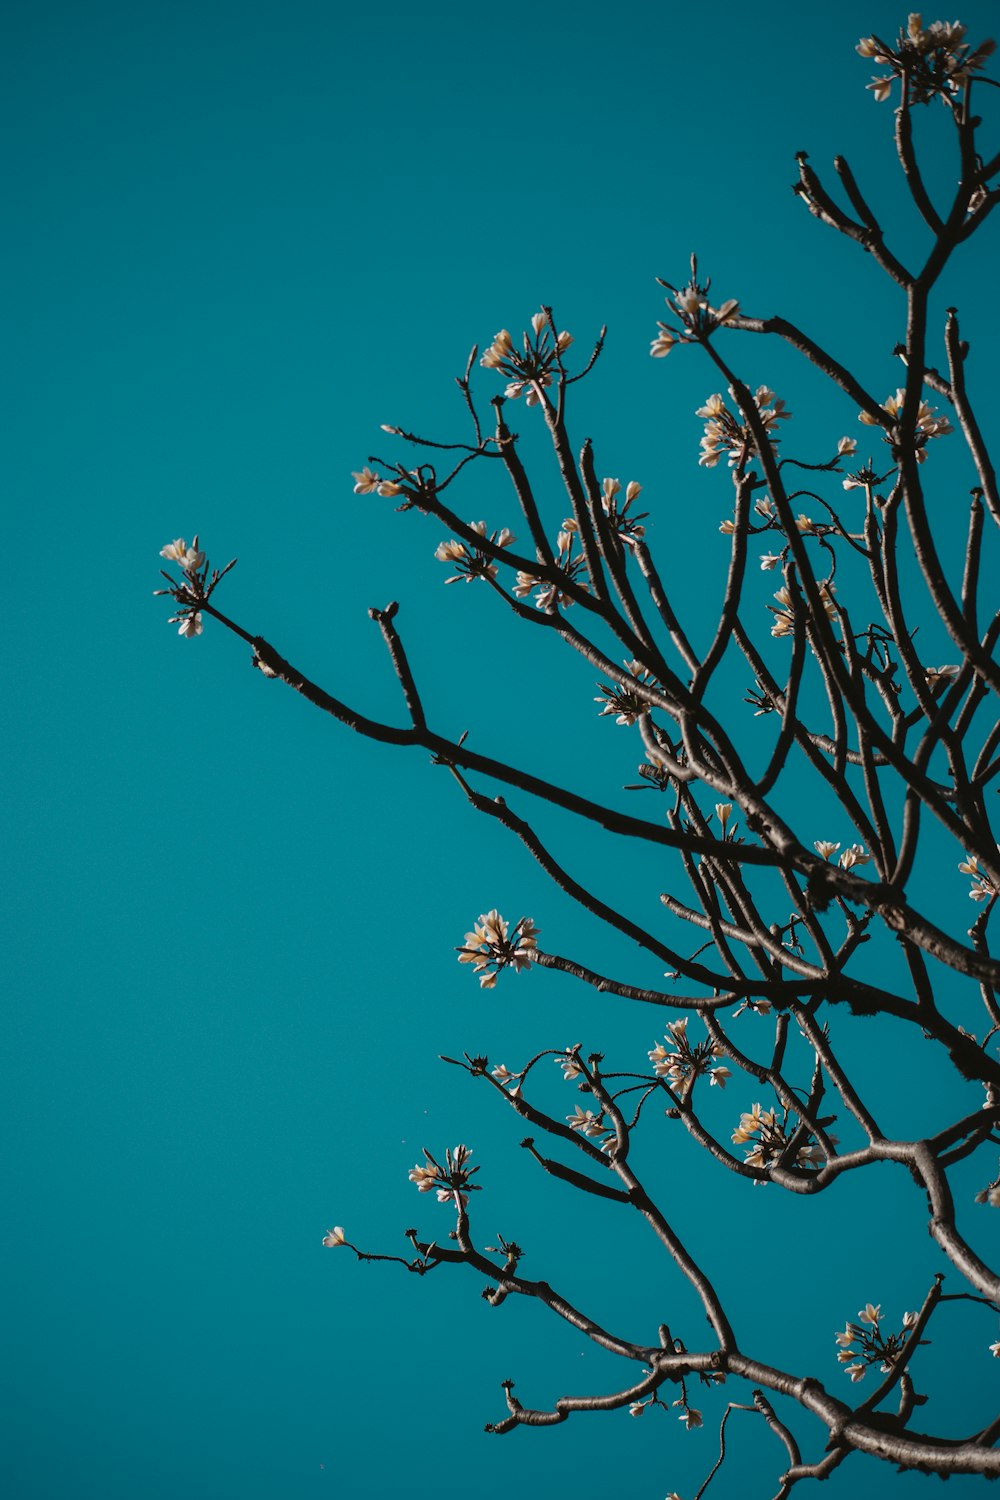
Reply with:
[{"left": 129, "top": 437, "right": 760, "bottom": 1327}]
[
  {"left": 457, "top": 910, "right": 539, "bottom": 989},
  {"left": 858, "top": 389, "right": 953, "bottom": 462},
  {"left": 835, "top": 1303, "right": 917, "bottom": 1381},
  {"left": 650, "top": 264, "right": 739, "bottom": 357},
  {"left": 514, "top": 516, "right": 588, "bottom": 611},
  {"left": 770, "top": 583, "right": 837, "bottom": 638},
  {"left": 158, "top": 536, "right": 207, "bottom": 637},
  {"left": 351, "top": 465, "right": 405, "bottom": 498},
  {"left": 480, "top": 313, "right": 573, "bottom": 405},
  {"left": 600, "top": 478, "right": 647, "bottom": 545},
  {"left": 858, "top": 16, "right": 995, "bottom": 105},
  {"left": 698, "top": 387, "right": 791, "bottom": 470},
  {"left": 434, "top": 521, "right": 516, "bottom": 584},
  {"left": 648, "top": 1017, "right": 731, "bottom": 1096},
  {"left": 408, "top": 1144, "right": 478, "bottom": 1207},
  {"left": 594, "top": 658, "right": 659, "bottom": 726},
  {"left": 732, "top": 1103, "right": 836, "bottom": 1174},
  {"left": 958, "top": 855, "right": 998, "bottom": 903},
  {"left": 814, "top": 840, "right": 872, "bottom": 871}
]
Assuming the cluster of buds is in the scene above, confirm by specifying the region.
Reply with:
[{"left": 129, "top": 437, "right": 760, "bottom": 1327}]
[
  {"left": 480, "top": 312, "right": 573, "bottom": 406},
  {"left": 697, "top": 387, "right": 791, "bottom": 470},
  {"left": 858, "top": 17, "right": 995, "bottom": 105},
  {"left": 155, "top": 536, "right": 236, "bottom": 638},
  {"left": 732, "top": 1102, "right": 836, "bottom": 1173},
  {"left": 769, "top": 582, "right": 837, "bottom": 638},
  {"left": 457, "top": 911, "right": 539, "bottom": 989},
  {"left": 835, "top": 1303, "right": 918, "bottom": 1381},
  {"left": 434, "top": 521, "right": 516, "bottom": 585},
  {"left": 408, "top": 1144, "right": 479, "bottom": 1207},
  {"left": 648, "top": 1017, "right": 731, "bottom": 1096},
  {"left": 514, "top": 517, "right": 588, "bottom": 610},
  {"left": 859, "top": 389, "right": 953, "bottom": 463},
  {"left": 651, "top": 258, "right": 739, "bottom": 357},
  {"left": 600, "top": 478, "right": 647, "bottom": 546},
  {"left": 958, "top": 855, "right": 998, "bottom": 903},
  {"left": 594, "top": 658, "right": 660, "bottom": 726}
]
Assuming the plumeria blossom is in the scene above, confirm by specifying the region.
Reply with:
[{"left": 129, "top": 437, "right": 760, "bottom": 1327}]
[
  {"left": 814, "top": 840, "right": 841, "bottom": 861},
  {"left": 834, "top": 1303, "right": 919, "bottom": 1380},
  {"left": 925, "top": 663, "right": 959, "bottom": 690},
  {"left": 171, "top": 610, "right": 204, "bottom": 638},
  {"left": 732, "top": 1102, "right": 836, "bottom": 1174},
  {"left": 958, "top": 855, "right": 998, "bottom": 902},
  {"left": 770, "top": 583, "right": 837, "bottom": 638},
  {"left": 479, "top": 312, "right": 572, "bottom": 405},
  {"left": 649, "top": 1016, "right": 730, "bottom": 1095},
  {"left": 857, "top": 17, "right": 995, "bottom": 106},
  {"left": 732, "top": 997, "right": 773, "bottom": 1018},
  {"left": 157, "top": 535, "right": 236, "bottom": 639},
  {"left": 858, "top": 388, "right": 953, "bottom": 462},
  {"left": 566, "top": 1104, "right": 608, "bottom": 1138},
  {"left": 595, "top": 659, "right": 660, "bottom": 726},
  {"left": 838, "top": 436, "right": 858, "bottom": 456},
  {"left": 434, "top": 521, "right": 516, "bottom": 585},
  {"left": 160, "top": 537, "right": 206, "bottom": 574},
  {"left": 839, "top": 843, "right": 872, "bottom": 870},
  {"left": 491, "top": 1063, "right": 521, "bottom": 1095},
  {"left": 513, "top": 516, "right": 591, "bottom": 610},
  {"left": 697, "top": 386, "right": 791, "bottom": 469},
  {"left": 672, "top": 1399, "right": 703, "bottom": 1430},
  {"left": 651, "top": 259, "right": 739, "bottom": 356},
  {"left": 556, "top": 1048, "right": 585, "bottom": 1081},
  {"left": 457, "top": 910, "right": 538, "bottom": 988},
  {"left": 408, "top": 1144, "right": 479, "bottom": 1207},
  {"left": 601, "top": 478, "right": 648, "bottom": 545},
  {"left": 321, "top": 1226, "right": 347, "bottom": 1248}
]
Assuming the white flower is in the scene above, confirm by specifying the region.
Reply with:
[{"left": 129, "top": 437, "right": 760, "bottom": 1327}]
[
  {"left": 814, "top": 840, "right": 841, "bottom": 861},
  {"left": 480, "top": 330, "right": 513, "bottom": 369},
  {"left": 351, "top": 466, "right": 381, "bottom": 494},
  {"left": 629, "top": 1402, "right": 645, "bottom": 1417},
  {"left": 408, "top": 1163, "right": 439, "bottom": 1192},
  {"left": 176, "top": 612, "right": 204, "bottom": 638},
  {"left": 838, "top": 436, "right": 857, "bottom": 455},
  {"left": 760, "top": 553, "right": 781, "bottom": 570},
  {"left": 160, "top": 537, "right": 206, "bottom": 573},
  {"left": 859, "top": 1303, "right": 881, "bottom": 1325},
  {"left": 650, "top": 323, "right": 676, "bottom": 357},
  {"left": 847, "top": 1363, "right": 866, "bottom": 1381},
  {"left": 715, "top": 803, "right": 733, "bottom": 833},
  {"left": 680, "top": 1407, "right": 703, "bottom": 1430},
  {"left": 839, "top": 844, "right": 871, "bottom": 870},
  {"left": 322, "top": 1226, "right": 347, "bottom": 1247},
  {"left": 567, "top": 1105, "right": 605, "bottom": 1137},
  {"left": 991, "top": 1342, "right": 1000, "bottom": 1358}
]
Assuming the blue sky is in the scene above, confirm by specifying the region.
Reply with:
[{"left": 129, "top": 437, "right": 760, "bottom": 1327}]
[{"left": 5, "top": 3, "right": 1000, "bottom": 1497}]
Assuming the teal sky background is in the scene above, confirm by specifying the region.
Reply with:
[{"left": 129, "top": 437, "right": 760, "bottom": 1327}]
[{"left": 6, "top": 3, "right": 1000, "bottom": 1498}]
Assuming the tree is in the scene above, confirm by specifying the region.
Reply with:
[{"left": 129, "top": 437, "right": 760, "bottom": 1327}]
[{"left": 156, "top": 16, "right": 1000, "bottom": 1496}]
